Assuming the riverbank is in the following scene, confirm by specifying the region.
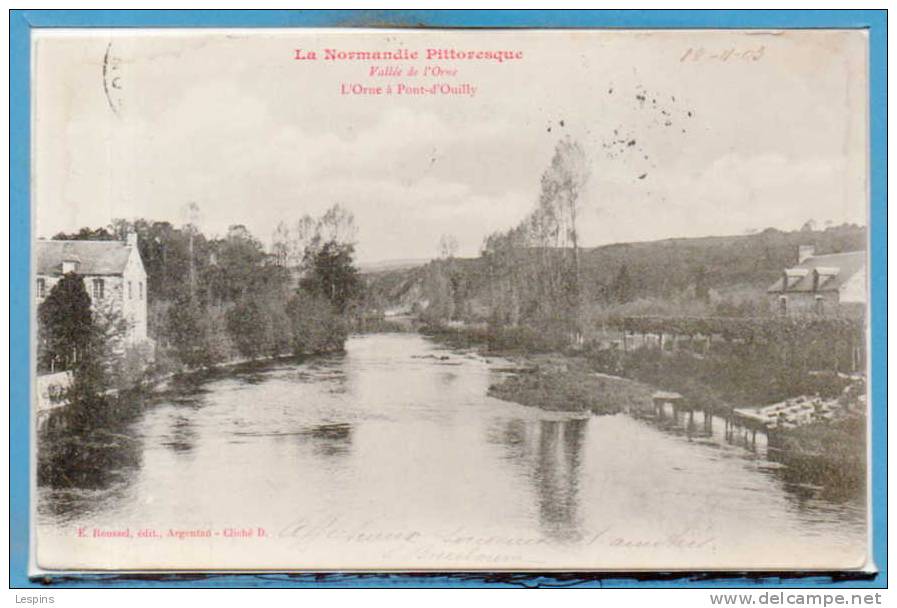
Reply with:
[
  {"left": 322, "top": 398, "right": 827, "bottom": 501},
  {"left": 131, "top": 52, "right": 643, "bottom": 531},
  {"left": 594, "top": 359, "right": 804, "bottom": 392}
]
[
  {"left": 424, "top": 323, "right": 657, "bottom": 415},
  {"left": 424, "top": 322, "right": 866, "bottom": 486},
  {"left": 768, "top": 415, "right": 866, "bottom": 491},
  {"left": 37, "top": 331, "right": 866, "bottom": 571},
  {"left": 487, "top": 354, "right": 654, "bottom": 415},
  {"left": 36, "top": 345, "right": 350, "bottom": 489},
  {"left": 37, "top": 344, "right": 342, "bottom": 438}
]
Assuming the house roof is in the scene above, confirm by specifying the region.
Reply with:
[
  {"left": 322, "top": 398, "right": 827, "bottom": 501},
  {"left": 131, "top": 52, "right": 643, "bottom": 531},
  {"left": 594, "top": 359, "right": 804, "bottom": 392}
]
[
  {"left": 36, "top": 239, "right": 133, "bottom": 276},
  {"left": 767, "top": 250, "right": 866, "bottom": 294}
]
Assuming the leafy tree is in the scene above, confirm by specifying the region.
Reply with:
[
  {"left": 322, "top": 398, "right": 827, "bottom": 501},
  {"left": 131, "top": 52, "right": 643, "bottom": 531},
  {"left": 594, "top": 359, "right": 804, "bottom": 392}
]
[
  {"left": 693, "top": 264, "right": 710, "bottom": 302},
  {"left": 37, "top": 273, "right": 93, "bottom": 372},
  {"left": 611, "top": 264, "right": 633, "bottom": 303},
  {"left": 108, "top": 218, "right": 207, "bottom": 304},
  {"left": 286, "top": 292, "right": 348, "bottom": 355},
  {"left": 226, "top": 299, "right": 271, "bottom": 359},
  {"left": 69, "top": 304, "right": 129, "bottom": 401},
  {"left": 51, "top": 227, "right": 117, "bottom": 241},
  {"left": 300, "top": 240, "right": 361, "bottom": 314},
  {"left": 420, "top": 262, "right": 455, "bottom": 324},
  {"left": 59, "top": 212, "right": 359, "bottom": 367},
  {"left": 208, "top": 227, "right": 266, "bottom": 302},
  {"left": 37, "top": 272, "right": 130, "bottom": 401},
  {"left": 163, "top": 294, "right": 212, "bottom": 368}
]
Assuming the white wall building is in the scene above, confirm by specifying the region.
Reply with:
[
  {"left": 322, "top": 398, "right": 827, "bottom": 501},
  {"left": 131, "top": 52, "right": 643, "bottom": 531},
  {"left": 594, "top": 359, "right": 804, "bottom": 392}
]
[{"left": 36, "top": 233, "right": 149, "bottom": 344}]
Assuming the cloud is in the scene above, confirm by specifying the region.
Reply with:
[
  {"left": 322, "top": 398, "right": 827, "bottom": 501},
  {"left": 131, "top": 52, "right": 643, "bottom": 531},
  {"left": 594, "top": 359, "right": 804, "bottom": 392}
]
[{"left": 34, "top": 30, "right": 868, "bottom": 261}]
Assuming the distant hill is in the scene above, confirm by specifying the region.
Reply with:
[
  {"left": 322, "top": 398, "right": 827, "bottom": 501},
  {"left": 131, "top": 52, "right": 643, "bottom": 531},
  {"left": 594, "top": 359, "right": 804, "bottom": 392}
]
[
  {"left": 578, "top": 224, "right": 866, "bottom": 297},
  {"left": 362, "top": 224, "right": 867, "bottom": 313},
  {"left": 357, "top": 258, "right": 432, "bottom": 273}
]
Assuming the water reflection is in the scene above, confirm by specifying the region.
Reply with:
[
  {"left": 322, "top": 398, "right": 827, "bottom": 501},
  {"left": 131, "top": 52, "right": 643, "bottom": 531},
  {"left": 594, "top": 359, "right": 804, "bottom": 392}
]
[
  {"left": 163, "top": 414, "right": 196, "bottom": 455},
  {"left": 537, "top": 418, "right": 587, "bottom": 541},
  {"left": 288, "top": 356, "right": 348, "bottom": 395},
  {"left": 38, "top": 406, "right": 144, "bottom": 491},
  {"left": 492, "top": 417, "right": 588, "bottom": 542},
  {"left": 639, "top": 405, "right": 865, "bottom": 518},
  {"left": 36, "top": 334, "right": 866, "bottom": 569},
  {"left": 37, "top": 402, "right": 145, "bottom": 521},
  {"left": 305, "top": 422, "right": 353, "bottom": 457},
  {"left": 767, "top": 448, "right": 865, "bottom": 505}
]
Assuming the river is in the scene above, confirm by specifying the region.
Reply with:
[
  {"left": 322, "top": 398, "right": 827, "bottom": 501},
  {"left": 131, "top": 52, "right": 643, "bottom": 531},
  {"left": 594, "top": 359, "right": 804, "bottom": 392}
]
[{"left": 36, "top": 333, "right": 867, "bottom": 571}]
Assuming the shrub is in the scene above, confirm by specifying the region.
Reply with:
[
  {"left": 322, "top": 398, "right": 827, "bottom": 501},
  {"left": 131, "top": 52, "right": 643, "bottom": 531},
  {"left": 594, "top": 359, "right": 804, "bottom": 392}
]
[
  {"left": 226, "top": 299, "right": 271, "bottom": 359},
  {"left": 286, "top": 292, "right": 349, "bottom": 355},
  {"left": 110, "top": 341, "right": 155, "bottom": 392}
]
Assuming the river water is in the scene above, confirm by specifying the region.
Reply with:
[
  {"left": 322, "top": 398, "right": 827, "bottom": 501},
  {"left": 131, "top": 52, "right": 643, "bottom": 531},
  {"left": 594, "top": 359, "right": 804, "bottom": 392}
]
[{"left": 36, "top": 333, "right": 867, "bottom": 571}]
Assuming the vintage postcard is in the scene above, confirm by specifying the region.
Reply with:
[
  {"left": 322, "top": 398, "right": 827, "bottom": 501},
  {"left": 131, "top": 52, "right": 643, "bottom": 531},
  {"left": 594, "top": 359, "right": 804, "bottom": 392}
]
[{"left": 30, "top": 26, "right": 871, "bottom": 573}]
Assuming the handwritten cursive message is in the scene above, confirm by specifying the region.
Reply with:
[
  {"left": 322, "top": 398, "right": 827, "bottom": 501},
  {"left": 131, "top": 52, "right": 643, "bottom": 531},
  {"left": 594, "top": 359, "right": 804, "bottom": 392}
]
[{"left": 680, "top": 45, "right": 766, "bottom": 63}]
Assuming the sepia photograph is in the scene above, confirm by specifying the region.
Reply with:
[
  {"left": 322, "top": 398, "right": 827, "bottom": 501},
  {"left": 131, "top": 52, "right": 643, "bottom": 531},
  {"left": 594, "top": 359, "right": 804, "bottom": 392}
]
[{"left": 27, "top": 25, "right": 873, "bottom": 574}]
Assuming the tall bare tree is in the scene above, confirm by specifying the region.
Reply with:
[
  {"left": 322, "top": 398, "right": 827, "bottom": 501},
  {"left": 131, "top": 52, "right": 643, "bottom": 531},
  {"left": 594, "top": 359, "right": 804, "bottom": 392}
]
[
  {"left": 318, "top": 203, "right": 358, "bottom": 246},
  {"left": 438, "top": 234, "right": 459, "bottom": 260},
  {"left": 271, "top": 221, "right": 291, "bottom": 266}
]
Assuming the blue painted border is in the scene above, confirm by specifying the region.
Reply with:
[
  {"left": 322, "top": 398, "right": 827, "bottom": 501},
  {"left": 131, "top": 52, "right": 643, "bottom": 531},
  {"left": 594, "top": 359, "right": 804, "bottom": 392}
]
[{"left": 9, "top": 9, "right": 887, "bottom": 589}]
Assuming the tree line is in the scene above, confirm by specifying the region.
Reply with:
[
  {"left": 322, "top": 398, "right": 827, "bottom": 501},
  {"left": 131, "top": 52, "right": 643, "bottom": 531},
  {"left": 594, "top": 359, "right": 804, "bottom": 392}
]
[
  {"left": 394, "top": 135, "right": 867, "bottom": 350},
  {"left": 38, "top": 204, "right": 362, "bottom": 393}
]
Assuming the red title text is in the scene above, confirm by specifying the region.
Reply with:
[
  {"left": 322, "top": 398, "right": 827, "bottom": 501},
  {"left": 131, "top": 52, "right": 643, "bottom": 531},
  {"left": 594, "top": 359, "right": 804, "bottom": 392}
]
[{"left": 295, "top": 48, "right": 524, "bottom": 63}]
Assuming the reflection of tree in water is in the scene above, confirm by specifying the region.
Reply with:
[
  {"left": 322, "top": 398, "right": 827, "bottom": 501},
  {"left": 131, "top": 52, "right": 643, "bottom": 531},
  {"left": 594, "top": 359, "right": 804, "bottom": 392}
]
[
  {"left": 648, "top": 407, "right": 866, "bottom": 519},
  {"left": 293, "top": 355, "right": 349, "bottom": 396},
  {"left": 499, "top": 418, "right": 528, "bottom": 459},
  {"left": 766, "top": 448, "right": 866, "bottom": 507},
  {"left": 305, "top": 422, "right": 353, "bottom": 457},
  {"left": 493, "top": 417, "right": 588, "bottom": 542},
  {"left": 535, "top": 419, "right": 587, "bottom": 542},
  {"left": 162, "top": 413, "right": 197, "bottom": 454},
  {"left": 156, "top": 388, "right": 206, "bottom": 455},
  {"left": 37, "top": 397, "right": 144, "bottom": 518}
]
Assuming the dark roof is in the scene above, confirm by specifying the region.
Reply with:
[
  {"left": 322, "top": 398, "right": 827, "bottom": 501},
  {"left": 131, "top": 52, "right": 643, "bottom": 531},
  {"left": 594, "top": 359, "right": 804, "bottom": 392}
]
[
  {"left": 767, "top": 251, "right": 866, "bottom": 294},
  {"left": 36, "top": 239, "right": 133, "bottom": 276}
]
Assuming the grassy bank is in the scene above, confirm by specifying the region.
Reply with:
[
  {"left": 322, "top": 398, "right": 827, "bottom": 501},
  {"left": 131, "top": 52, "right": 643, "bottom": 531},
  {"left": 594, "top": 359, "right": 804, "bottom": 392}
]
[
  {"left": 421, "top": 323, "right": 568, "bottom": 355},
  {"left": 420, "top": 323, "right": 654, "bottom": 415},
  {"left": 487, "top": 356, "right": 655, "bottom": 415},
  {"left": 421, "top": 320, "right": 865, "bottom": 488},
  {"left": 768, "top": 416, "right": 866, "bottom": 491}
]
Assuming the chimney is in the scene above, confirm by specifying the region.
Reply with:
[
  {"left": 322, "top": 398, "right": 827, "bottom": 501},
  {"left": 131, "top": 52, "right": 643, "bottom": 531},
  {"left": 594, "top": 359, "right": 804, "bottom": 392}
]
[
  {"left": 798, "top": 245, "right": 815, "bottom": 264},
  {"left": 61, "top": 242, "right": 79, "bottom": 274},
  {"left": 62, "top": 256, "right": 80, "bottom": 274},
  {"left": 126, "top": 231, "right": 138, "bottom": 247}
]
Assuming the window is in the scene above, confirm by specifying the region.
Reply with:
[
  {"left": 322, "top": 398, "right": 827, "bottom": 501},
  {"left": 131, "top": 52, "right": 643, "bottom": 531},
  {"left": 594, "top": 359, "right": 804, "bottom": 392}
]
[
  {"left": 139, "top": 282, "right": 143, "bottom": 299},
  {"left": 92, "top": 278, "right": 104, "bottom": 300},
  {"left": 128, "top": 281, "right": 133, "bottom": 300},
  {"left": 778, "top": 296, "right": 787, "bottom": 315},
  {"left": 37, "top": 278, "right": 45, "bottom": 298}
]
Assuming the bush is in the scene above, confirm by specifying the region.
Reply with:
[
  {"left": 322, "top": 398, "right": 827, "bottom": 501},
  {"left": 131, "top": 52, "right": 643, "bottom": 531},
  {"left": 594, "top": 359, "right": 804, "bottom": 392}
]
[
  {"left": 163, "top": 295, "right": 212, "bottom": 368},
  {"left": 286, "top": 292, "right": 349, "bottom": 355},
  {"left": 226, "top": 299, "right": 272, "bottom": 359},
  {"left": 110, "top": 341, "right": 155, "bottom": 392},
  {"left": 485, "top": 324, "right": 569, "bottom": 354}
]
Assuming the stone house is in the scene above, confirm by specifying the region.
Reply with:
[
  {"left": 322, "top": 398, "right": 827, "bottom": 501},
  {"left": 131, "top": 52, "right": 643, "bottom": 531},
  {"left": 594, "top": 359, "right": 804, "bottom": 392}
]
[
  {"left": 36, "top": 233, "right": 149, "bottom": 344},
  {"left": 766, "top": 245, "right": 866, "bottom": 316}
]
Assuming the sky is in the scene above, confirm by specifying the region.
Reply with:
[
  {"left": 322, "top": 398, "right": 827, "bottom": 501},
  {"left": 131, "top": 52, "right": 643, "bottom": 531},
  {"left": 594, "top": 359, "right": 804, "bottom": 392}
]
[{"left": 33, "top": 28, "right": 868, "bottom": 263}]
